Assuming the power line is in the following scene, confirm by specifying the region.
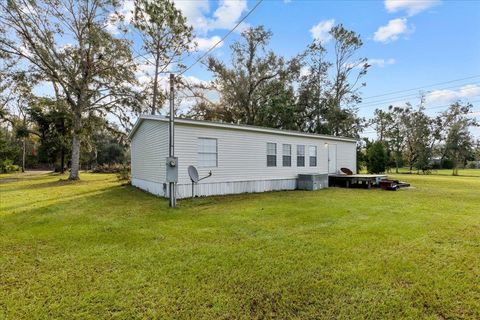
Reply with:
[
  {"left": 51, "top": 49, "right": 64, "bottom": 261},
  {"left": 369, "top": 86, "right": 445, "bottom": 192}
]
[
  {"left": 362, "top": 102, "right": 480, "bottom": 122},
  {"left": 425, "top": 100, "right": 480, "bottom": 110},
  {"left": 178, "top": 0, "right": 263, "bottom": 76},
  {"left": 358, "top": 92, "right": 480, "bottom": 111},
  {"left": 358, "top": 83, "right": 480, "bottom": 109},
  {"left": 362, "top": 75, "right": 480, "bottom": 100}
]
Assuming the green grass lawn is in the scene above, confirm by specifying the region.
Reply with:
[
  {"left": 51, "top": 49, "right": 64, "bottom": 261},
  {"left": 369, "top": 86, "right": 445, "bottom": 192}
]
[{"left": 1, "top": 171, "right": 479, "bottom": 319}]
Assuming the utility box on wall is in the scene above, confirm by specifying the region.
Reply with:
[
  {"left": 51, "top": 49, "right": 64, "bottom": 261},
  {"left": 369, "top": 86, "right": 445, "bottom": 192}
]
[
  {"left": 297, "top": 173, "right": 329, "bottom": 191},
  {"left": 165, "top": 157, "right": 178, "bottom": 183}
]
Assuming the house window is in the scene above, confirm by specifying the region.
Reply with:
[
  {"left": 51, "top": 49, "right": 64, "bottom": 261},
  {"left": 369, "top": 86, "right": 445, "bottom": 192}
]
[
  {"left": 198, "top": 138, "right": 217, "bottom": 167},
  {"left": 267, "top": 142, "right": 277, "bottom": 167},
  {"left": 309, "top": 145, "right": 317, "bottom": 167},
  {"left": 297, "top": 145, "right": 305, "bottom": 167},
  {"left": 282, "top": 144, "right": 291, "bottom": 167}
]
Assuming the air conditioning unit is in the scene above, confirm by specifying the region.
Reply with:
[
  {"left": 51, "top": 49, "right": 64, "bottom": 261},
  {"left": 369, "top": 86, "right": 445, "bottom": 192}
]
[{"left": 297, "top": 174, "right": 329, "bottom": 191}]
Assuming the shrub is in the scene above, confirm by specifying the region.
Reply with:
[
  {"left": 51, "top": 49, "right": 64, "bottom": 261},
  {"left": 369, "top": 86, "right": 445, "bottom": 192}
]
[
  {"left": 116, "top": 165, "right": 131, "bottom": 183},
  {"left": 385, "top": 159, "right": 397, "bottom": 173},
  {"left": 420, "top": 165, "right": 433, "bottom": 175},
  {"left": 0, "top": 159, "right": 21, "bottom": 173},
  {"left": 442, "top": 159, "right": 454, "bottom": 169},
  {"left": 366, "top": 141, "right": 388, "bottom": 174},
  {"left": 467, "top": 161, "right": 479, "bottom": 169},
  {"left": 431, "top": 162, "right": 441, "bottom": 170},
  {"left": 91, "top": 163, "right": 130, "bottom": 174}
]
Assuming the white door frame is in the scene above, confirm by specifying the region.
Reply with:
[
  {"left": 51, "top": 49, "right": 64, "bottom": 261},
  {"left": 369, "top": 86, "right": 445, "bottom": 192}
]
[{"left": 328, "top": 144, "right": 337, "bottom": 174}]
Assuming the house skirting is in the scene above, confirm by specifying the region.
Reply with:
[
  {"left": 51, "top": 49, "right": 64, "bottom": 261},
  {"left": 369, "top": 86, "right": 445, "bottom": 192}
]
[
  {"left": 132, "top": 177, "right": 328, "bottom": 199},
  {"left": 132, "top": 178, "right": 166, "bottom": 197}
]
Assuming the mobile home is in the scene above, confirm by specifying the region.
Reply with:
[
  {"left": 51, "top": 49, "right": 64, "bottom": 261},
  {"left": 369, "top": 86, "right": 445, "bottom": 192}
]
[{"left": 128, "top": 115, "right": 357, "bottom": 199}]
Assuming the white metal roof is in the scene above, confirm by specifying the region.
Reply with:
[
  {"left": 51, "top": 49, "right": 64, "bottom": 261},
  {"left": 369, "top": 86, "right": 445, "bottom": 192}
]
[{"left": 128, "top": 115, "right": 358, "bottom": 143}]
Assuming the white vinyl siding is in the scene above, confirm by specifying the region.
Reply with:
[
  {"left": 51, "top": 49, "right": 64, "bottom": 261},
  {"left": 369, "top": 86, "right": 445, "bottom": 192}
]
[
  {"left": 130, "top": 117, "right": 357, "bottom": 198},
  {"left": 130, "top": 120, "right": 168, "bottom": 183},
  {"left": 282, "top": 144, "right": 291, "bottom": 167},
  {"left": 172, "top": 126, "right": 355, "bottom": 184},
  {"left": 198, "top": 138, "right": 217, "bottom": 167},
  {"left": 297, "top": 145, "right": 305, "bottom": 167},
  {"left": 267, "top": 142, "right": 277, "bottom": 167},
  {"left": 309, "top": 145, "right": 317, "bottom": 167}
]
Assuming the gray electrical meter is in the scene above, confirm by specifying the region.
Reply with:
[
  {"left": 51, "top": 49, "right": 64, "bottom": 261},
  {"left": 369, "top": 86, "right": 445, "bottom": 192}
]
[{"left": 166, "top": 157, "right": 178, "bottom": 182}]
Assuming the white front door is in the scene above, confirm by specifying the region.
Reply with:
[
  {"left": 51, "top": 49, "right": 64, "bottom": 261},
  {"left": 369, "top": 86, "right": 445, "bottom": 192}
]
[{"left": 328, "top": 144, "right": 337, "bottom": 173}]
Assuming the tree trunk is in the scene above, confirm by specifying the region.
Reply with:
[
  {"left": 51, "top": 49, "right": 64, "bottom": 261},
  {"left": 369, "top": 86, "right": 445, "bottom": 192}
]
[
  {"left": 60, "top": 148, "right": 65, "bottom": 174},
  {"left": 69, "top": 111, "right": 82, "bottom": 180},
  {"left": 151, "top": 48, "right": 161, "bottom": 115},
  {"left": 22, "top": 137, "right": 26, "bottom": 173},
  {"left": 452, "top": 157, "right": 458, "bottom": 176}
]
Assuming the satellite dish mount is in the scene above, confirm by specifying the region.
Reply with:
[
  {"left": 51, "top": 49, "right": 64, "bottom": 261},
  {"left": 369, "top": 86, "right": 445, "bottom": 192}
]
[{"left": 188, "top": 165, "right": 212, "bottom": 198}]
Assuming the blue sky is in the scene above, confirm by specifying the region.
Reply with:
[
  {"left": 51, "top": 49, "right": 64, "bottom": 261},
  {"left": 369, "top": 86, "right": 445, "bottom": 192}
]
[{"left": 166, "top": 0, "right": 480, "bottom": 137}]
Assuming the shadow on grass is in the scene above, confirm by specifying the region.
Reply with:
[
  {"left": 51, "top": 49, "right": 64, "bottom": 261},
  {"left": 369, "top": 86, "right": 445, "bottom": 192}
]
[
  {"left": 0, "top": 186, "right": 129, "bottom": 215},
  {"left": 3, "top": 175, "right": 267, "bottom": 220},
  {"left": 1, "top": 177, "right": 92, "bottom": 193},
  {"left": 1, "top": 185, "right": 176, "bottom": 237},
  {"left": 0, "top": 178, "right": 19, "bottom": 184},
  {"left": 2, "top": 180, "right": 308, "bottom": 225}
]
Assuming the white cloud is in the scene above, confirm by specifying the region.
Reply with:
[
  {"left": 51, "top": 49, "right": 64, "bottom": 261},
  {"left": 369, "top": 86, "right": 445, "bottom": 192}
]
[
  {"left": 373, "top": 18, "right": 412, "bottom": 43},
  {"left": 134, "top": 58, "right": 179, "bottom": 87},
  {"left": 176, "top": 75, "right": 213, "bottom": 114},
  {"left": 372, "top": 1, "right": 438, "bottom": 44},
  {"left": 181, "top": 75, "right": 210, "bottom": 87},
  {"left": 299, "top": 65, "right": 310, "bottom": 77},
  {"left": 310, "top": 19, "right": 335, "bottom": 42},
  {"left": 173, "top": 0, "right": 210, "bottom": 33},
  {"left": 367, "top": 58, "right": 396, "bottom": 68},
  {"left": 18, "top": 43, "right": 33, "bottom": 58},
  {"left": 119, "top": 0, "right": 135, "bottom": 22},
  {"left": 195, "top": 36, "right": 223, "bottom": 51},
  {"left": 106, "top": 0, "right": 134, "bottom": 34},
  {"left": 344, "top": 58, "right": 396, "bottom": 70},
  {"left": 174, "top": 0, "right": 248, "bottom": 35},
  {"left": 210, "top": 0, "right": 248, "bottom": 31},
  {"left": 108, "top": 0, "right": 249, "bottom": 36},
  {"left": 135, "top": 60, "right": 157, "bottom": 85},
  {"left": 132, "top": 72, "right": 211, "bottom": 113},
  {"left": 425, "top": 84, "right": 480, "bottom": 106},
  {"left": 384, "top": 0, "right": 440, "bottom": 16}
]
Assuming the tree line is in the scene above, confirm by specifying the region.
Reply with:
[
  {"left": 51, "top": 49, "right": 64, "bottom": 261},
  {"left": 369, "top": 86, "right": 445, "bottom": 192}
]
[
  {"left": 185, "top": 24, "right": 369, "bottom": 138},
  {"left": 364, "top": 101, "right": 479, "bottom": 175},
  {"left": 1, "top": 0, "right": 478, "bottom": 178},
  {"left": 0, "top": 0, "right": 191, "bottom": 178}
]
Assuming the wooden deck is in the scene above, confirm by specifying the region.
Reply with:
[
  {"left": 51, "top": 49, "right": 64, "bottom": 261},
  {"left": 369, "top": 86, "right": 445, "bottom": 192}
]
[{"left": 328, "top": 174, "right": 387, "bottom": 189}]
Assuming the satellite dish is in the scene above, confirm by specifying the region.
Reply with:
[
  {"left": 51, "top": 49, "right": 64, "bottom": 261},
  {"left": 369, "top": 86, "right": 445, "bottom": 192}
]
[
  {"left": 187, "top": 165, "right": 213, "bottom": 198},
  {"left": 188, "top": 165, "right": 199, "bottom": 183}
]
